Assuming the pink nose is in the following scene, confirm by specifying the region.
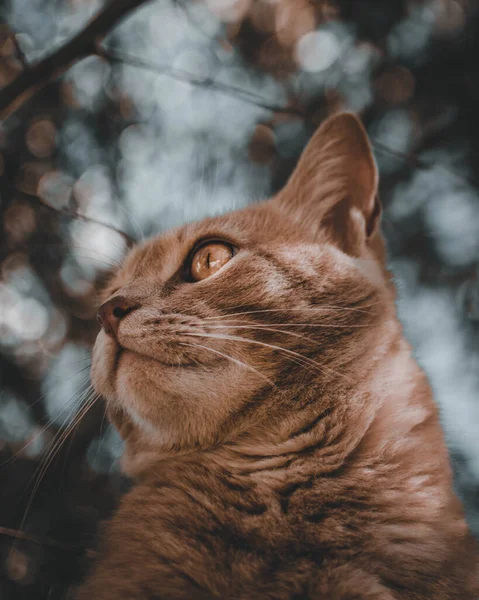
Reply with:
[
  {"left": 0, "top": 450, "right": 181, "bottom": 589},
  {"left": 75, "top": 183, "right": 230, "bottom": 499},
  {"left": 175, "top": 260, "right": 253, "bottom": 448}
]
[{"left": 97, "top": 296, "right": 136, "bottom": 337}]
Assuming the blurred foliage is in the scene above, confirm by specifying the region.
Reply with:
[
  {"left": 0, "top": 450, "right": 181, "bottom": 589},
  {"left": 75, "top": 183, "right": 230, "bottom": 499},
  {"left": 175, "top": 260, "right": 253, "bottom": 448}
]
[{"left": 1, "top": 0, "right": 479, "bottom": 597}]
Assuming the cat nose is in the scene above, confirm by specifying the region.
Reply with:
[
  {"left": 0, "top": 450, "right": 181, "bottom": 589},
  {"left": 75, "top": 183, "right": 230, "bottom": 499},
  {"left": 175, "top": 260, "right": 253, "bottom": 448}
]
[{"left": 97, "top": 296, "right": 136, "bottom": 337}]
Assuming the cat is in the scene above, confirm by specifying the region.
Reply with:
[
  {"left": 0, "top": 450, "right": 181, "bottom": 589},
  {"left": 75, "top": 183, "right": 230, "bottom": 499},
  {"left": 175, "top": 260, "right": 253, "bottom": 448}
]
[{"left": 75, "top": 112, "right": 479, "bottom": 599}]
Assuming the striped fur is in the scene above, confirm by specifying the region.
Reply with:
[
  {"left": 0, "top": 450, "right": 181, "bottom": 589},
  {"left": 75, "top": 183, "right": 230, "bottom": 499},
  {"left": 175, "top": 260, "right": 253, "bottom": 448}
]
[{"left": 77, "top": 114, "right": 479, "bottom": 599}]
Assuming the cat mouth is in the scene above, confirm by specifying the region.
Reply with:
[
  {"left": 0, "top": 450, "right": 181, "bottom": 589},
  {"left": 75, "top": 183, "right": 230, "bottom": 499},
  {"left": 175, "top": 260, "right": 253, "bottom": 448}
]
[
  {"left": 102, "top": 331, "right": 208, "bottom": 373},
  {"left": 115, "top": 345, "right": 198, "bottom": 369}
]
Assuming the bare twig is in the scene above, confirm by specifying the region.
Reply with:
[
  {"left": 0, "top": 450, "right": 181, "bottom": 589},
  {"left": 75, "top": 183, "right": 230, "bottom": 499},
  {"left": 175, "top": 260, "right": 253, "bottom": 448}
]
[
  {"left": 1, "top": 0, "right": 475, "bottom": 240},
  {"left": 174, "top": 0, "right": 219, "bottom": 44},
  {"left": 10, "top": 34, "right": 29, "bottom": 69},
  {"left": 0, "top": 526, "right": 97, "bottom": 559},
  {"left": 100, "top": 46, "right": 479, "bottom": 188},
  {"left": 371, "top": 140, "right": 431, "bottom": 170},
  {"left": 372, "top": 140, "right": 478, "bottom": 188},
  {"left": 99, "top": 45, "right": 302, "bottom": 116},
  {"left": 1, "top": 0, "right": 472, "bottom": 188},
  {"left": 25, "top": 194, "right": 136, "bottom": 247},
  {"left": 0, "top": 0, "right": 153, "bottom": 121}
]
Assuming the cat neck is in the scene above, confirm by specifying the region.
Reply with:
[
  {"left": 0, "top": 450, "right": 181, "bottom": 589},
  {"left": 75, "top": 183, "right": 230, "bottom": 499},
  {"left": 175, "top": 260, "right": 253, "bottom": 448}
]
[{"left": 219, "top": 334, "right": 439, "bottom": 479}]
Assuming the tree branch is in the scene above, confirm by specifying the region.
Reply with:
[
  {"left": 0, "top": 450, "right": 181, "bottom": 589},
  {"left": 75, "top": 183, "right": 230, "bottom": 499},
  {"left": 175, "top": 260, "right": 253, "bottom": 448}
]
[
  {"left": 99, "top": 45, "right": 303, "bottom": 116},
  {"left": 0, "top": 526, "right": 97, "bottom": 558},
  {"left": 1, "top": 0, "right": 474, "bottom": 234},
  {"left": 0, "top": 0, "right": 153, "bottom": 121},
  {"left": 11, "top": 34, "right": 29, "bottom": 70},
  {"left": 25, "top": 193, "right": 136, "bottom": 247},
  {"left": 99, "top": 47, "right": 478, "bottom": 188}
]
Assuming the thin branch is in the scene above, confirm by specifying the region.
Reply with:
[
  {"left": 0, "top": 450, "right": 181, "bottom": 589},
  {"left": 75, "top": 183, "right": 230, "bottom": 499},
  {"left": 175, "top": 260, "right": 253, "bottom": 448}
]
[
  {"left": 371, "top": 140, "right": 431, "bottom": 170},
  {"left": 11, "top": 34, "right": 29, "bottom": 69},
  {"left": 174, "top": 0, "right": 220, "bottom": 44},
  {"left": 372, "top": 140, "right": 478, "bottom": 188},
  {"left": 25, "top": 194, "right": 136, "bottom": 247},
  {"left": 99, "top": 45, "right": 302, "bottom": 116},
  {"left": 1, "top": 0, "right": 475, "bottom": 238},
  {"left": 0, "top": 526, "right": 97, "bottom": 559},
  {"left": 0, "top": 0, "right": 153, "bottom": 121},
  {"left": 100, "top": 47, "right": 479, "bottom": 188}
]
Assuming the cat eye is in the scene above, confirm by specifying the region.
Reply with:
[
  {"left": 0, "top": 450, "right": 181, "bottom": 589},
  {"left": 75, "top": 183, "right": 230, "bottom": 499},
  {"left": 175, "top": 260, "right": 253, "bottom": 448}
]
[{"left": 188, "top": 241, "right": 235, "bottom": 282}]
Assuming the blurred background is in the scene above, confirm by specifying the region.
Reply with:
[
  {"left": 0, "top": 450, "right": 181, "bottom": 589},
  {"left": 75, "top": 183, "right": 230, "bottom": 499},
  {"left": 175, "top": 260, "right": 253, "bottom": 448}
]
[{"left": 1, "top": 0, "right": 479, "bottom": 597}]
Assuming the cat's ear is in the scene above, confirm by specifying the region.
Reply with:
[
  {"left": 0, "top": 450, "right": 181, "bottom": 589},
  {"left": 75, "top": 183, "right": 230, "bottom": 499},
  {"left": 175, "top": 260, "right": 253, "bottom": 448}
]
[{"left": 275, "top": 112, "right": 381, "bottom": 256}]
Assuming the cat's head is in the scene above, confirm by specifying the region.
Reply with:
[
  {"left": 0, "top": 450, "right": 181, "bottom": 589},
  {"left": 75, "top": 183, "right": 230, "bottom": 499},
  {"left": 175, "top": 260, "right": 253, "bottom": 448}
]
[{"left": 91, "top": 113, "right": 398, "bottom": 474}]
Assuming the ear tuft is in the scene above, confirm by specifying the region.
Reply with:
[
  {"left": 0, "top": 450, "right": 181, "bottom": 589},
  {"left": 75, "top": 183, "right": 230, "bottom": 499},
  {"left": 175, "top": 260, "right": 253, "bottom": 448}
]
[{"left": 276, "top": 112, "right": 380, "bottom": 255}]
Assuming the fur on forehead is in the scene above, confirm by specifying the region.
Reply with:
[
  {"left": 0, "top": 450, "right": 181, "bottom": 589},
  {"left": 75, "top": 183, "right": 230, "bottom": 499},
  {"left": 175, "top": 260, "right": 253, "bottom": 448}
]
[
  {"left": 103, "top": 112, "right": 381, "bottom": 298},
  {"left": 104, "top": 204, "right": 310, "bottom": 292}
]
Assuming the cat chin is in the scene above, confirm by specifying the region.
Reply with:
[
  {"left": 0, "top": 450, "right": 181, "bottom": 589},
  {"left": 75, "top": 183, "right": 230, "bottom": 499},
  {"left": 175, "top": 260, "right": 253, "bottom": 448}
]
[
  {"left": 95, "top": 343, "right": 269, "bottom": 449},
  {"left": 92, "top": 329, "right": 193, "bottom": 400}
]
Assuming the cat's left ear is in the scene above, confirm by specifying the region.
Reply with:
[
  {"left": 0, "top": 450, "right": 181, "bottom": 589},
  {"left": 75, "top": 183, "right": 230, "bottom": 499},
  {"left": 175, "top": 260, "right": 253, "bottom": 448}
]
[{"left": 275, "top": 112, "right": 381, "bottom": 256}]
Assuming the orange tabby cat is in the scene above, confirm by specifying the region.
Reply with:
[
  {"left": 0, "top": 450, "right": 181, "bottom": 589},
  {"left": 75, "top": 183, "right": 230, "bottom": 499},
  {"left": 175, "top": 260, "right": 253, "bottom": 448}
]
[{"left": 76, "top": 113, "right": 479, "bottom": 599}]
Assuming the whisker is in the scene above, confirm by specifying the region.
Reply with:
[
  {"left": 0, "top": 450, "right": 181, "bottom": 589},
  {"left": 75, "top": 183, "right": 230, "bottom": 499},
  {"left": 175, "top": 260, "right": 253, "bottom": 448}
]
[
  {"left": 1, "top": 377, "right": 92, "bottom": 465},
  {"left": 20, "top": 243, "right": 123, "bottom": 266},
  {"left": 62, "top": 255, "right": 122, "bottom": 270},
  {"left": 15, "top": 367, "right": 91, "bottom": 428},
  {"left": 210, "top": 324, "right": 310, "bottom": 339},
  {"left": 22, "top": 388, "right": 95, "bottom": 484},
  {"left": 9, "top": 390, "right": 98, "bottom": 559},
  {"left": 55, "top": 356, "right": 91, "bottom": 366},
  {"left": 92, "top": 403, "right": 110, "bottom": 467},
  {"left": 210, "top": 333, "right": 327, "bottom": 376},
  {"left": 40, "top": 365, "right": 92, "bottom": 396},
  {"left": 53, "top": 357, "right": 92, "bottom": 368},
  {"left": 179, "top": 342, "right": 276, "bottom": 387},
  {"left": 29, "top": 390, "right": 97, "bottom": 480},
  {"left": 204, "top": 301, "right": 384, "bottom": 321},
  {"left": 30, "top": 396, "right": 93, "bottom": 487},
  {"left": 101, "top": 203, "right": 144, "bottom": 244},
  {"left": 207, "top": 322, "right": 372, "bottom": 331},
  {"left": 204, "top": 324, "right": 319, "bottom": 346},
  {"left": 184, "top": 332, "right": 354, "bottom": 383}
]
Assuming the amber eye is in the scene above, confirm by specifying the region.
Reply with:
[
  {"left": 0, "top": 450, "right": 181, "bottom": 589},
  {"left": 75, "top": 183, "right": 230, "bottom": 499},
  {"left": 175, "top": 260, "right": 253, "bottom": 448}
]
[{"left": 189, "top": 242, "right": 235, "bottom": 281}]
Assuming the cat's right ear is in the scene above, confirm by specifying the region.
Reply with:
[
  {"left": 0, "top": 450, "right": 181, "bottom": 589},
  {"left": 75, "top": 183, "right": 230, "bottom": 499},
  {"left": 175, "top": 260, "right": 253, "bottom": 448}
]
[{"left": 274, "top": 112, "right": 380, "bottom": 256}]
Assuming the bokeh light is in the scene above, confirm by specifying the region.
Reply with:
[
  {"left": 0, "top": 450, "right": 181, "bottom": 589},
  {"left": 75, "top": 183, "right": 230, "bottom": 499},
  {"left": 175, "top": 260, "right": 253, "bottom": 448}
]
[{"left": 2, "top": 1, "right": 479, "bottom": 594}]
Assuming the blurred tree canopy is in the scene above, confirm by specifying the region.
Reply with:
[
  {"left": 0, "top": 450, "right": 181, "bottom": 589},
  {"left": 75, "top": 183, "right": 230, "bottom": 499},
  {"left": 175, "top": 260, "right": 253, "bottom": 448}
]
[{"left": 1, "top": 0, "right": 479, "bottom": 598}]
